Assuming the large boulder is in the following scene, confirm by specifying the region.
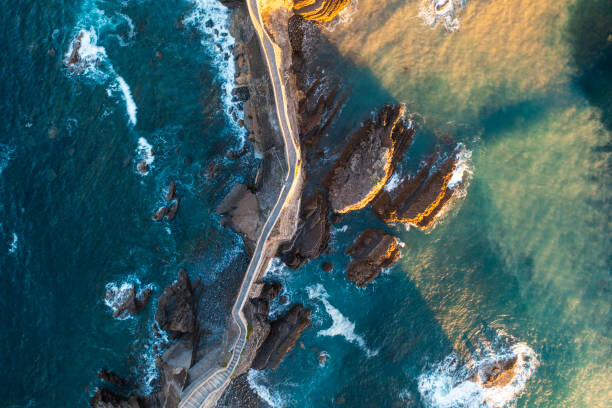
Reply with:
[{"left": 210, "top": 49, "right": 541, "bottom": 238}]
[
  {"left": 345, "top": 229, "right": 401, "bottom": 287},
  {"left": 252, "top": 304, "right": 312, "bottom": 370},
  {"left": 324, "top": 104, "right": 416, "bottom": 214},
  {"left": 216, "top": 183, "right": 264, "bottom": 252},
  {"left": 155, "top": 270, "right": 198, "bottom": 340},
  {"left": 470, "top": 355, "right": 519, "bottom": 388}
]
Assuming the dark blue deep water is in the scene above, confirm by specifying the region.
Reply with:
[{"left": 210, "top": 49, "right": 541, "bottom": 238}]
[{"left": 0, "top": 0, "right": 253, "bottom": 406}]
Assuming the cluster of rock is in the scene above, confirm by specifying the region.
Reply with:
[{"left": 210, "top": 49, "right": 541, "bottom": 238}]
[
  {"left": 152, "top": 181, "right": 180, "bottom": 222},
  {"left": 469, "top": 355, "right": 519, "bottom": 388},
  {"left": 104, "top": 285, "right": 152, "bottom": 320},
  {"left": 248, "top": 283, "right": 312, "bottom": 370},
  {"left": 292, "top": 0, "right": 352, "bottom": 23},
  {"left": 92, "top": 270, "right": 203, "bottom": 408}
]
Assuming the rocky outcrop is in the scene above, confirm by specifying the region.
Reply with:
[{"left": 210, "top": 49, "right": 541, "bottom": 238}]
[
  {"left": 293, "top": 0, "right": 352, "bottom": 23},
  {"left": 155, "top": 269, "right": 201, "bottom": 340},
  {"left": 469, "top": 355, "right": 519, "bottom": 388},
  {"left": 252, "top": 304, "right": 312, "bottom": 370},
  {"left": 90, "top": 389, "right": 144, "bottom": 408},
  {"left": 215, "top": 183, "right": 265, "bottom": 252},
  {"left": 278, "top": 190, "right": 331, "bottom": 269},
  {"left": 152, "top": 181, "right": 180, "bottom": 222},
  {"left": 104, "top": 285, "right": 152, "bottom": 319},
  {"left": 345, "top": 229, "right": 401, "bottom": 287},
  {"left": 372, "top": 152, "right": 459, "bottom": 229},
  {"left": 323, "top": 104, "right": 416, "bottom": 214}
]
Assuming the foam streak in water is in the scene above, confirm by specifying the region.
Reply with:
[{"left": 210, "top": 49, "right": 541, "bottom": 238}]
[
  {"left": 247, "top": 370, "right": 287, "bottom": 408},
  {"left": 307, "top": 284, "right": 378, "bottom": 357},
  {"left": 116, "top": 76, "right": 137, "bottom": 125}
]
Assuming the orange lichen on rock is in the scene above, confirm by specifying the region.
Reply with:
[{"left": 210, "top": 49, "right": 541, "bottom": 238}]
[{"left": 293, "top": 0, "right": 351, "bottom": 23}]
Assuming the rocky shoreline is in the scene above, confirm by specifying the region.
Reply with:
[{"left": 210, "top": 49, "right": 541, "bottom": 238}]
[{"left": 90, "top": 1, "right": 471, "bottom": 407}]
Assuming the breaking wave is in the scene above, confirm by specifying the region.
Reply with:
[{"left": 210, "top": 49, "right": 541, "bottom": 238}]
[
  {"left": 103, "top": 276, "right": 153, "bottom": 320},
  {"left": 136, "top": 137, "right": 154, "bottom": 175},
  {"left": 183, "top": 0, "right": 247, "bottom": 147},
  {"left": 419, "top": 0, "right": 467, "bottom": 32},
  {"left": 247, "top": 369, "right": 287, "bottom": 408},
  {"left": 448, "top": 145, "right": 472, "bottom": 189},
  {"left": 64, "top": 2, "right": 138, "bottom": 126},
  {"left": 307, "top": 284, "right": 378, "bottom": 357},
  {"left": 417, "top": 341, "right": 538, "bottom": 408}
]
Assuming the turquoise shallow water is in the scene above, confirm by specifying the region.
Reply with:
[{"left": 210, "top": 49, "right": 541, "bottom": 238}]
[{"left": 1, "top": 0, "right": 610, "bottom": 407}]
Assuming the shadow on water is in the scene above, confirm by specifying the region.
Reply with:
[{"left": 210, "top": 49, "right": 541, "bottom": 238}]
[{"left": 566, "top": 0, "right": 612, "bottom": 133}]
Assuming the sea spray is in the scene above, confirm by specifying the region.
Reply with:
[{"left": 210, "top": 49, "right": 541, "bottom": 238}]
[
  {"left": 135, "top": 137, "right": 154, "bottom": 175},
  {"left": 417, "top": 341, "right": 538, "bottom": 408},
  {"left": 307, "top": 284, "right": 378, "bottom": 357},
  {"left": 183, "top": 0, "right": 247, "bottom": 147},
  {"left": 247, "top": 369, "right": 287, "bottom": 408}
]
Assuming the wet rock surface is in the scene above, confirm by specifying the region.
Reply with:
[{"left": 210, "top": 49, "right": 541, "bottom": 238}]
[
  {"left": 278, "top": 190, "right": 331, "bottom": 269},
  {"left": 155, "top": 269, "right": 201, "bottom": 340},
  {"left": 293, "top": 0, "right": 352, "bottom": 23},
  {"left": 372, "top": 153, "right": 458, "bottom": 229},
  {"left": 470, "top": 355, "right": 519, "bottom": 388},
  {"left": 104, "top": 285, "right": 152, "bottom": 319},
  {"left": 252, "top": 304, "right": 312, "bottom": 370},
  {"left": 346, "top": 229, "right": 401, "bottom": 287},
  {"left": 323, "top": 104, "right": 416, "bottom": 214}
]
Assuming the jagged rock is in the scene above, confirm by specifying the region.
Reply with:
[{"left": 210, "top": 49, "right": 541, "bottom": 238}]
[
  {"left": 97, "top": 370, "right": 128, "bottom": 387},
  {"left": 323, "top": 104, "right": 416, "bottom": 214},
  {"left": 372, "top": 152, "right": 459, "bottom": 229},
  {"left": 90, "top": 389, "right": 143, "bottom": 408},
  {"left": 105, "top": 286, "right": 152, "bottom": 319},
  {"left": 166, "top": 198, "right": 180, "bottom": 221},
  {"left": 345, "top": 229, "right": 401, "bottom": 287},
  {"left": 232, "top": 86, "right": 250, "bottom": 102},
  {"left": 322, "top": 262, "right": 333, "bottom": 272},
  {"left": 152, "top": 207, "right": 167, "bottom": 221},
  {"left": 470, "top": 355, "right": 519, "bottom": 388},
  {"left": 155, "top": 269, "right": 197, "bottom": 340},
  {"left": 252, "top": 305, "right": 312, "bottom": 370},
  {"left": 278, "top": 190, "right": 331, "bottom": 269},
  {"left": 216, "top": 183, "right": 264, "bottom": 251},
  {"left": 293, "top": 0, "right": 351, "bottom": 23},
  {"left": 165, "top": 181, "right": 176, "bottom": 201}
]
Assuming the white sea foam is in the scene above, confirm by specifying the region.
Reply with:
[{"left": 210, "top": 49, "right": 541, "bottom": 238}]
[
  {"left": 103, "top": 276, "right": 153, "bottom": 320},
  {"left": 417, "top": 342, "right": 538, "bottom": 408},
  {"left": 116, "top": 76, "right": 137, "bottom": 125},
  {"left": 247, "top": 370, "right": 286, "bottom": 408},
  {"left": 448, "top": 145, "right": 472, "bottom": 189},
  {"left": 307, "top": 284, "right": 378, "bottom": 357},
  {"left": 8, "top": 233, "right": 18, "bottom": 254},
  {"left": 184, "top": 0, "right": 247, "bottom": 147},
  {"left": 385, "top": 172, "right": 402, "bottom": 192},
  {"left": 65, "top": 5, "right": 139, "bottom": 126},
  {"left": 136, "top": 137, "right": 154, "bottom": 175},
  {"left": 419, "top": 0, "right": 467, "bottom": 32}
]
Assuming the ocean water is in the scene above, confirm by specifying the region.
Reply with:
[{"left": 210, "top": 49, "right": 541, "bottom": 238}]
[
  {"left": 0, "top": 0, "right": 254, "bottom": 406},
  {"left": 1, "top": 1, "right": 610, "bottom": 408},
  {"left": 252, "top": 0, "right": 611, "bottom": 407}
]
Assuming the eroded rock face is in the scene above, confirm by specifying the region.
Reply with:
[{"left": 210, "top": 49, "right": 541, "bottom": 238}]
[
  {"left": 252, "top": 305, "right": 312, "bottom": 370},
  {"left": 372, "top": 153, "right": 458, "bottom": 229},
  {"left": 215, "top": 183, "right": 264, "bottom": 251},
  {"left": 470, "top": 355, "right": 519, "bottom": 388},
  {"left": 346, "top": 229, "right": 400, "bottom": 287},
  {"left": 324, "top": 104, "right": 416, "bottom": 214},
  {"left": 155, "top": 269, "right": 199, "bottom": 340},
  {"left": 279, "top": 190, "right": 331, "bottom": 269},
  {"left": 293, "top": 0, "right": 352, "bottom": 23}
]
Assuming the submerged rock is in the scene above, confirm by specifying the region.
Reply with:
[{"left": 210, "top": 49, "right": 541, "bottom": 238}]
[
  {"left": 372, "top": 151, "right": 460, "bottom": 229},
  {"left": 345, "top": 229, "right": 401, "bottom": 287},
  {"left": 278, "top": 190, "right": 331, "bottom": 269},
  {"left": 324, "top": 104, "right": 416, "bottom": 214},
  {"left": 252, "top": 304, "right": 312, "bottom": 370}
]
